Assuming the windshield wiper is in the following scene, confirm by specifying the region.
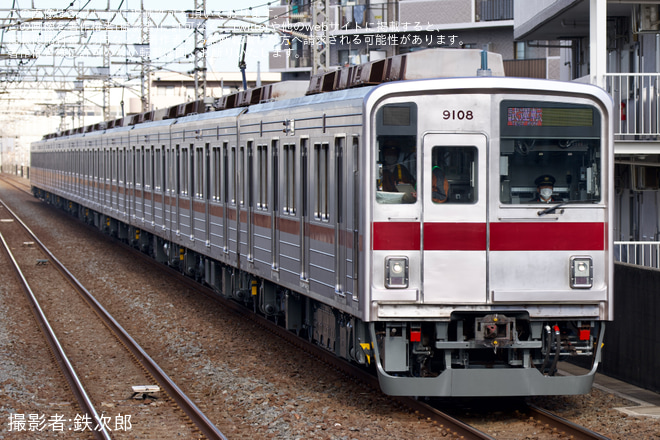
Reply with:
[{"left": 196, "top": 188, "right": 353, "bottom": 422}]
[{"left": 537, "top": 199, "right": 599, "bottom": 216}]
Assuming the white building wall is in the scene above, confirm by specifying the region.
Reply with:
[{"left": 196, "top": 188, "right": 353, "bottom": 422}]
[{"left": 400, "top": 0, "right": 473, "bottom": 25}]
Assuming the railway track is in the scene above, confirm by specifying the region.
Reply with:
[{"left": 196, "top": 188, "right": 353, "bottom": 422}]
[
  {"left": 523, "top": 404, "right": 611, "bottom": 439},
  {"left": 90, "top": 219, "right": 615, "bottom": 440},
  {"left": 0, "top": 175, "right": 619, "bottom": 439},
  {"left": 0, "top": 195, "right": 227, "bottom": 440}
]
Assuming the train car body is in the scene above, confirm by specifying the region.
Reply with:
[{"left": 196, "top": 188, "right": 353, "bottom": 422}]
[{"left": 30, "top": 49, "right": 613, "bottom": 397}]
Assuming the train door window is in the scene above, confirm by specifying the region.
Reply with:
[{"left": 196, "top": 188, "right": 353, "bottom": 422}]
[
  {"left": 375, "top": 102, "right": 418, "bottom": 204},
  {"left": 175, "top": 145, "right": 181, "bottom": 196},
  {"left": 314, "top": 142, "right": 330, "bottom": 221},
  {"left": 272, "top": 140, "right": 279, "bottom": 212},
  {"left": 499, "top": 101, "right": 602, "bottom": 204},
  {"left": 247, "top": 142, "right": 254, "bottom": 208},
  {"left": 257, "top": 144, "right": 268, "bottom": 210},
  {"left": 188, "top": 145, "right": 195, "bottom": 198},
  {"left": 283, "top": 143, "right": 296, "bottom": 215},
  {"left": 160, "top": 146, "right": 166, "bottom": 192},
  {"left": 118, "top": 149, "right": 123, "bottom": 185},
  {"left": 430, "top": 146, "right": 478, "bottom": 204},
  {"left": 112, "top": 148, "right": 118, "bottom": 185},
  {"left": 212, "top": 146, "right": 221, "bottom": 201},
  {"left": 229, "top": 146, "right": 236, "bottom": 205},
  {"left": 239, "top": 146, "right": 246, "bottom": 206},
  {"left": 145, "top": 147, "right": 153, "bottom": 190},
  {"left": 195, "top": 146, "right": 204, "bottom": 198},
  {"left": 180, "top": 147, "right": 189, "bottom": 196},
  {"left": 136, "top": 147, "right": 143, "bottom": 189},
  {"left": 154, "top": 148, "right": 162, "bottom": 191},
  {"left": 103, "top": 150, "right": 107, "bottom": 186},
  {"left": 205, "top": 144, "right": 210, "bottom": 201}
]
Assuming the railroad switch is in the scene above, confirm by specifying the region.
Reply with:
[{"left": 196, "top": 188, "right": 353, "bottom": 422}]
[{"left": 36, "top": 259, "right": 49, "bottom": 266}]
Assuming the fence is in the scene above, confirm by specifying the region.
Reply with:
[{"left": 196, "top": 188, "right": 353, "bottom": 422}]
[
  {"left": 604, "top": 73, "right": 660, "bottom": 140},
  {"left": 614, "top": 241, "right": 660, "bottom": 269}
]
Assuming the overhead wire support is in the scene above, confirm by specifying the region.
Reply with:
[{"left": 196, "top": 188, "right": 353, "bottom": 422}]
[
  {"left": 192, "top": 0, "right": 207, "bottom": 103},
  {"left": 311, "top": 0, "right": 329, "bottom": 75}
]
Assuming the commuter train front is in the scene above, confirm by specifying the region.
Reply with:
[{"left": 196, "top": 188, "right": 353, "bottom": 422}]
[
  {"left": 30, "top": 51, "right": 613, "bottom": 397},
  {"left": 364, "top": 79, "right": 612, "bottom": 396}
]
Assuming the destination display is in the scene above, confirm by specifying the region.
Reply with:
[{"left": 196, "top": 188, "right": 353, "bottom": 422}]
[{"left": 507, "top": 106, "right": 594, "bottom": 127}]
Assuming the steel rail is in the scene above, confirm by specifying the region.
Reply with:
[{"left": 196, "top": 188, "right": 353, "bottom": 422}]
[
  {"left": 0, "top": 198, "right": 228, "bottom": 440},
  {"left": 108, "top": 227, "right": 497, "bottom": 440},
  {"left": 0, "top": 232, "right": 112, "bottom": 440},
  {"left": 527, "top": 404, "right": 611, "bottom": 440}
]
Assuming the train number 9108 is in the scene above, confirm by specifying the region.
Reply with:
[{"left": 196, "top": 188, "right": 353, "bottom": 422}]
[{"left": 443, "top": 110, "right": 474, "bottom": 120}]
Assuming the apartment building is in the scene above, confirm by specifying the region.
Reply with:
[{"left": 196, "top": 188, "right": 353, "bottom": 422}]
[
  {"left": 517, "top": 1, "right": 660, "bottom": 246},
  {"left": 268, "top": 0, "right": 560, "bottom": 80}
]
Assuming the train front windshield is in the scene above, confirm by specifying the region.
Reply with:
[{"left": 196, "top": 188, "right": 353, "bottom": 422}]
[{"left": 499, "top": 101, "right": 602, "bottom": 205}]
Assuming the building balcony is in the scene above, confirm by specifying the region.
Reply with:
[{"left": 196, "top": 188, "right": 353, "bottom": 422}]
[
  {"left": 605, "top": 73, "right": 660, "bottom": 144},
  {"left": 615, "top": 241, "right": 660, "bottom": 270}
]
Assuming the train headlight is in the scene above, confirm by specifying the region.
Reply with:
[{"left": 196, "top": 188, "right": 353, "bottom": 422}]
[
  {"left": 570, "top": 256, "right": 593, "bottom": 289},
  {"left": 385, "top": 257, "right": 409, "bottom": 288}
]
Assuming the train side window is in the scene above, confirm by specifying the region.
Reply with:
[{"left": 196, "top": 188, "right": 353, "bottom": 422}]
[
  {"left": 499, "top": 101, "right": 602, "bottom": 204},
  {"left": 374, "top": 102, "right": 418, "bottom": 204},
  {"left": 430, "top": 146, "right": 478, "bottom": 204}
]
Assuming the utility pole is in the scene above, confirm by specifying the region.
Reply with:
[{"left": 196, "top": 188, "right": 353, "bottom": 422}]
[
  {"left": 140, "top": 0, "right": 151, "bottom": 112},
  {"left": 103, "top": 40, "right": 111, "bottom": 121},
  {"left": 193, "top": 0, "right": 207, "bottom": 102},
  {"left": 311, "top": 0, "right": 330, "bottom": 75}
]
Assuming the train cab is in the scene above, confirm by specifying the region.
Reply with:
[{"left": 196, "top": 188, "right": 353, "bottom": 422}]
[{"left": 366, "top": 77, "right": 613, "bottom": 396}]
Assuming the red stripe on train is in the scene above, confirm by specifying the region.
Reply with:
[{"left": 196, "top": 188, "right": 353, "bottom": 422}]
[
  {"left": 490, "top": 222, "right": 605, "bottom": 251},
  {"left": 372, "top": 222, "right": 420, "bottom": 251},
  {"left": 424, "top": 223, "right": 487, "bottom": 250},
  {"left": 372, "top": 222, "right": 605, "bottom": 251}
]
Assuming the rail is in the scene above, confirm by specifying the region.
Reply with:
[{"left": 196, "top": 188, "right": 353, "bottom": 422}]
[
  {"left": 0, "top": 197, "right": 228, "bottom": 440},
  {"left": 614, "top": 241, "right": 660, "bottom": 269},
  {"left": 0, "top": 230, "right": 112, "bottom": 440},
  {"left": 604, "top": 73, "right": 660, "bottom": 140}
]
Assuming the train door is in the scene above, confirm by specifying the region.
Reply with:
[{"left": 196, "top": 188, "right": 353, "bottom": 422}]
[
  {"left": 372, "top": 102, "right": 422, "bottom": 303},
  {"left": 204, "top": 143, "right": 210, "bottom": 247},
  {"left": 166, "top": 145, "right": 176, "bottom": 239},
  {"left": 300, "top": 139, "right": 309, "bottom": 281},
  {"left": 422, "top": 133, "right": 488, "bottom": 303},
  {"left": 191, "top": 143, "right": 206, "bottom": 247},
  {"left": 246, "top": 142, "right": 254, "bottom": 261},
  {"left": 155, "top": 146, "right": 165, "bottom": 229},
  {"left": 271, "top": 141, "right": 280, "bottom": 270},
  {"left": 130, "top": 145, "right": 136, "bottom": 223},
  {"left": 335, "top": 136, "right": 347, "bottom": 295},
  {"left": 139, "top": 145, "right": 145, "bottom": 222},
  {"left": 223, "top": 143, "right": 230, "bottom": 254},
  {"left": 227, "top": 145, "right": 239, "bottom": 264}
]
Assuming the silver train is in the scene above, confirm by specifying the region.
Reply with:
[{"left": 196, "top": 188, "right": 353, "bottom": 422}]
[{"left": 30, "top": 49, "right": 614, "bottom": 397}]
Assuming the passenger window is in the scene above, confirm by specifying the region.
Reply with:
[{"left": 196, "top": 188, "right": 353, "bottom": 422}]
[
  {"left": 375, "top": 102, "right": 418, "bottom": 204},
  {"left": 499, "top": 101, "right": 601, "bottom": 204},
  {"left": 431, "top": 146, "right": 478, "bottom": 204}
]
